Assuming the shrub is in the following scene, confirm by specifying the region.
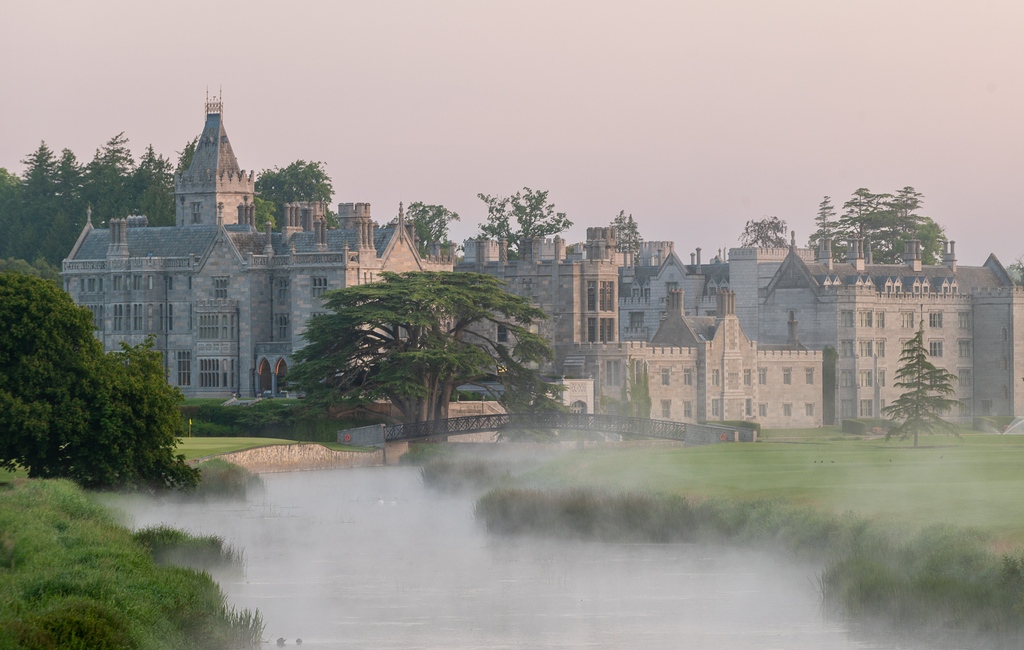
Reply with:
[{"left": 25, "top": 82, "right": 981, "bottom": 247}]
[
  {"left": 194, "top": 458, "right": 264, "bottom": 500},
  {"left": 132, "top": 525, "right": 243, "bottom": 571},
  {"left": 841, "top": 418, "right": 892, "bottom": 435}
]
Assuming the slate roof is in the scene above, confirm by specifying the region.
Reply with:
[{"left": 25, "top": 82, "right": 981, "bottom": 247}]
[
  {"left": 801, "top": 261, "right": 1006, "bottom": 291},
  {"left": 187, "top": 113, "right": 240, "bottom": 176},
  {"left": 73, "top": 225, "right": 220, "bottom": 260},
  {"left": 71, "top": 223, "right": 397, "bottom": 261}
]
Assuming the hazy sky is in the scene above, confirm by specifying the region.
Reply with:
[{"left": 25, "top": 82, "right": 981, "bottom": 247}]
[{"left": 2, "top": 1, "right": 1022, "bottom": 265}]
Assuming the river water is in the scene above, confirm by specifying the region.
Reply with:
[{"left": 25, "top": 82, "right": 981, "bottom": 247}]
[{"left": 111, "top": 467, "right": 977, "bottom": 649}]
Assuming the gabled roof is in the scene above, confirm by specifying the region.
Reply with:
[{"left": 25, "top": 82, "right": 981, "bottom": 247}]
[
  {"left": 764, "top": 248, "right": 1009, "bottom": 299},
  {"left": 187, "top": 112, "right": 240, "bottom": 176}
]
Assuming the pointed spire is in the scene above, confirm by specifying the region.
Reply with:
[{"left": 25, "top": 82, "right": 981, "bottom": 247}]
[{"left": 398, "top": 202, "right": 405, "bottom": 231}]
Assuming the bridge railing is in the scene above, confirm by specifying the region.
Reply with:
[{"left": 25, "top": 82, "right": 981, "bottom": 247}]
[{"left": 339, "top": 413, "right": 756, "bottom": 446}]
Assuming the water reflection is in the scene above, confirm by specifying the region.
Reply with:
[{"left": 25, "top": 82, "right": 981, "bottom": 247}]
[{"left": 111, "top": 467, "right": 972, "bottom": 649}]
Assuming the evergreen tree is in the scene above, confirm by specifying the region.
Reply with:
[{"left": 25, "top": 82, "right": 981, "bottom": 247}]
[
  {"left": 291, "top": 271, "right": 558, "bottom": 423},
  {"left": 612, "top": 210, "right": 642, "bottom": 263},
  {"left": 882, "top": 328, "right": 959, "bottom": 448},
  {"left": 132, "top": 145, "right": 175, "bottom": 226},
  {"left": 82, "top": 133, "right": 135, "bottom": 227},
  {"left": 175, "top": 136, "right": 198, "bottom": 175},
  {"left": 835, "top": 187, "right": 945, "bottom": 264},
  {"left": 12, "top": 143, "right": 59, "bottom": 262},
  {"left": 808, "top": 196, "right": 839, "bottom": 255}
]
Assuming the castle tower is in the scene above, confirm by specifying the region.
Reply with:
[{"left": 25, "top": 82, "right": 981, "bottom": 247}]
[{"left": 174, "top": 95, "right": 255, "bottom": 227}]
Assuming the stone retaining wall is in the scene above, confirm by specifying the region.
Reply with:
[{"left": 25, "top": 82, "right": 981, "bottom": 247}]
[{"left": 213, "top": 444, "right": 383, "bottom": 473}]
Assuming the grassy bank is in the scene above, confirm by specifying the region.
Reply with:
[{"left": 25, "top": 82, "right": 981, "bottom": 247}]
[
  {"left": 474, "top": 487, "right": 1024, "bottom": 633},
  {"left": 521, "top": 430, "right": 1024, "bottom": 545},
  {"left": 0, "top": 480, "right": 262, "bottom": 649}
]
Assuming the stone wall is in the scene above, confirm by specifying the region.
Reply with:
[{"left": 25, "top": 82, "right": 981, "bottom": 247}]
[{"left": 214, "top": 443, "right": 382, "bottom": 473}]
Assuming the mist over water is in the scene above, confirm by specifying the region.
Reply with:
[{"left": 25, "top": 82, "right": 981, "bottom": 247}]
[{"left": 110, "top": 467, "right": 981, "bottom": 649}]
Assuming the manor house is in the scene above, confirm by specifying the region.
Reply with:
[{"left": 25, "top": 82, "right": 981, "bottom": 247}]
[{"left": 61, "top": 99, "right": 452, "bottom": 398}]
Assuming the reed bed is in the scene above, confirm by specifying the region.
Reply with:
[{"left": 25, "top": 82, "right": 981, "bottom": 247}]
[{"left": 475, "top": 487, "right": 1024, "bottom": 634}]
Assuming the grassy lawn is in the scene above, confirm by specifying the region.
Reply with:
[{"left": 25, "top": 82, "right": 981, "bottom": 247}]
[
  {"left": 175, "top": 437, "right": 297, "bottom": 460},
  {"left": 525, "top": 429, "right": 1024, "bottom": 546},
  {"left": 175, "top": 437, "right": 373, "bottom": 460}
]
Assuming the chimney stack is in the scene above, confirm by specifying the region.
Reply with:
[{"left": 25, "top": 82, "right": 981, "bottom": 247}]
[
  {"left": 943, "top": 240, "right": 957, "bottom": 272},
  {"left": 819, "top": 237, "right": 833, "bottom": 270},
  {"left": 787, "top": 310, "right": 800, "bottom": 347},
  {"left": 695, "top": 247, "right": 702, "bottom": 267},
  {"left": 906, "top": 239, "right": 922, "bottom": 272}
]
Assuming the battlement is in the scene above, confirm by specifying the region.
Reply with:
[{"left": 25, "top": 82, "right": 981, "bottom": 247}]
[
  {"left": 971, "top": 286, "right": 1024, "bottom": 297},
  {"left": 338, "top": 202, "right": 372, "bottom": 219},
  {"left": 571, "top": 340, "right": 698, "bottom": 357},
  {"left": 728, "top": 246, "right": 815, "bottom": 262},
  {"left": 757, "top": 349, "right": 821, "bottom": 359},
  {"left": 175, "top": 169, "right": 254, "bottom": 192},
  {"left": 195, "top": 298, "right": 239, "bottom": 311},
  {"left": 619, "top": 296, "right": 655, "bottom": 307}
]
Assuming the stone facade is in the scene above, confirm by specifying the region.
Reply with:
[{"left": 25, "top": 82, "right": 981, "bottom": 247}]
[
  {"left": 63, "top": 103, "right": 452, "bottom": 398},
  {"left": 573, "top": 290, "right": 822, "bottom": 428}
]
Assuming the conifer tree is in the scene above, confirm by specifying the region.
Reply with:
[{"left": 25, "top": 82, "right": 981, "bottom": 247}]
[{"left": 882, "top": 327, "right": 959, "bottom": 447}]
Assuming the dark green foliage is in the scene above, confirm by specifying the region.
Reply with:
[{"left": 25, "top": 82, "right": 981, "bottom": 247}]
[
  {"left": 883, "top": 327, "right": 959, "bottom": 447},
  {"left": 0, "top": 135, "right": 176, "bottom": 266},
  {"left": 807, "top": 186, "right": 947, "bottom": 264},
  {"left": 406, "top": 201, "right": 460, "bottom": 255},
  {"left": 175, "top": 137, "right": 197, "bottom": 175},
  {"left": 478, "top": 187, "right": 572, "bottom": 259},
  {"left": 625, "top": 360, "right": 652, "bottom": 418},
  {"left": 132, "top": 524, "right": 243, "bottom": 571},
  {"left": 179, "top": 400, "right": 366, "bottom": 443},
  {"left": 0, "top": 480, "right": 263, "bottom": 649},
  {"left": 0, "top": 273, "right": 198, "bottom": 489},
  {"left": 0, "top": 258, "right": 60, "bottom": 283},
  {"left": 715, "top": 420, "right": 761, "bottom": 433},
  {"left": 738, "top": 216, "right": 788, "bottom": 248},
  {"left": 291, "top": 271, "right": 559, "bottom": 423},
  {"left": 255, "top": 160, "right": 335, "bottom": 228},
  {"left": 840, "top": 418, "right": 892, "bottom": 435},
  {"left": 475, "top": 487, "right": 1024, "bottom": 633},
  {"left": 193, "top": 459, "right": 264, "bottom": 500},
  {"left": 611, "top": 210, "right": 642, "bottom": 262}
]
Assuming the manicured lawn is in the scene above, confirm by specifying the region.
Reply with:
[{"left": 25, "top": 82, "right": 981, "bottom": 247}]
[
  {"left": 175, "top": 437, "right": 296, "bottom": 460},
  {"left": 175, "top": 437, "right": 372, "bottom": 460},
  {"left": 526, "top": 430, "right": 1024, "bottom": 545}
]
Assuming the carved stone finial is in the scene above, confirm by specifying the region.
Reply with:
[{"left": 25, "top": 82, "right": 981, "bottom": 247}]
[{"left": 86, "top": 205, "right": 92, "bottom": 225}]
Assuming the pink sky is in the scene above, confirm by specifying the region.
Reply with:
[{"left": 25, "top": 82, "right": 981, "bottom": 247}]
[{"left": 2, "top": 1, "right": 1022, "bottom": 266}]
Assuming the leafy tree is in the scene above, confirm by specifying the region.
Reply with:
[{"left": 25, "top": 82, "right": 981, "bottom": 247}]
[
  {"left": 836, "top": 186, "right": 946, "bottom": 264},
  {"left": 291, "top": 271, "right": 559, "bottom": 423},
  {"left": 882, "top": 328, "right": 959, "bottom": 448},
  {"left": 478, "top": 187, "right": 572, "bottom": 259},
  {"left": 254, "top": 196, "right": 277, "bottom": 230},
  {"left": 628, "top": 359, "right": 652, "bottom": 418},
  {"left": 0, "top": 273, "right": 198, "bottom": 489},
  {"left": 406, "top": 201, "right": 460, "bottom": 255},
  {"left": 1007, "top": 255, "right": 1024, "bottom": 285},
  {"left": 255, "top": 160, "right": 336, "bottom": 228},
  {"left": 612, "top": 210, "right": 642, "bottom": 263},
  {"left": 739, "top": 216, "right": 788, "bottom": 248}
]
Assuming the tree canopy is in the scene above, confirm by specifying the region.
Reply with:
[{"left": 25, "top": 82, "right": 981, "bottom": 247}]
[
  {"left": 0, "top": 272, "right": 197, "bottom": 489},
  {"left": 809, "top": 187, "right": 947, "bottom": 264},
  {"left": 882, "top": 328, "right": 959, "bottom": 448},
  {"left": 739, "top": 216, "right": 789, "bottom": 248},
  {"left": 478, "top": 187, "right": 572, "bottom": 259},
  {"left": 255, "top": 160, "right": 336, "bottom": 229},
  {"left": 406, "top": 201, "right": 460, "bottom": 256},
  {"left": 290, "top": 271, "right": 560, "bottom": 423},
  {"left": 612, "top": 210, "right": 643, "bottom": 263},
  {"left": 0, "top": 135, "right": 176, "bottom": 266}
]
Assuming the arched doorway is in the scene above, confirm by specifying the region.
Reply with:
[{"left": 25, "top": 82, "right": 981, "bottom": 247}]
[
  {"left": 275, "top": 358, "right": 289, "bottom": 393},
  {"left": 570, "top": 400, "right": 587, "bottom": 414},
  {"left": 258, "top": 359, "right": 272, "bottom": 393}
]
